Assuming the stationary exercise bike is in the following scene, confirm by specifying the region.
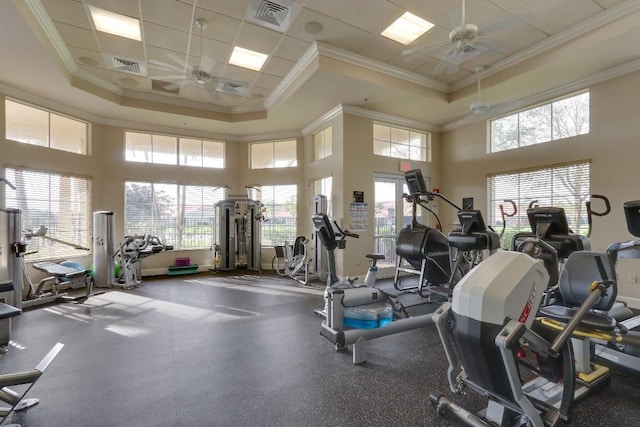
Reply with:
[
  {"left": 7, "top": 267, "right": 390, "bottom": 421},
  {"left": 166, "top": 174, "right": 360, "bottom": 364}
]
[{"left": 312, "top": 213, "right": 433, "bottom": 364}]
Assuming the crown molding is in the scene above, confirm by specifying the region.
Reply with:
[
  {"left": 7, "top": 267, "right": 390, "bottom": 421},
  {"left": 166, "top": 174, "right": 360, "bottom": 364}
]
[
  {"left": 18, "top": 0, "right": 77, "bottom": 74},
  {"left": 303, "top": 104, "right": 442, "bottom": 136},
  {"left": 315, "top": 42, "right": 449, "bottom": 94}
]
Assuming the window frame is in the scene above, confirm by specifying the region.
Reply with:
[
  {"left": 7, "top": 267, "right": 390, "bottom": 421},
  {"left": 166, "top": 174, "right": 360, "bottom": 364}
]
[
  {"left": 373, "top": 122, "right": 430, "bottom": 162},
  {"left": 249, "top": 184, "right": 298, "bottom": 246},
  {"left": 313, "top": 127, "right": 332, "bottom": 161},
  {"left": 490, "top": 91, "right": 590, "bottom": 153},
  {"left": 124, "top": 131, "right": 225, "bottom": 168},
  {"left": 5, "top": 98, "right": 89, "bottom": 155},
  {"left": 249, "top": 139, "right": 298, "bottom": 169}
]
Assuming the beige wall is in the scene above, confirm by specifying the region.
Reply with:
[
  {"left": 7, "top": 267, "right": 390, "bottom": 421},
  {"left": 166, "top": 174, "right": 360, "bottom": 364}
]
[
  {"left": 7, "top": 69, "right": 639, "bottom": 286},
  {"left": 440, "top": 70, "right": 640, "bottom": 302}
]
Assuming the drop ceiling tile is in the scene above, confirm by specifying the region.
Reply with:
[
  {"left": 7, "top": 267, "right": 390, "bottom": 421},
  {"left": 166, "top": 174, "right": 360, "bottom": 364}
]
[
  {"left": 346, "top": 1, "right": 405, "bottom": 35},
  {"left": 389, "top": 0, "right": 463, "bottom": 29},
  {"left": 220, "top": 64, "right": 260, "bottom": 85},
  {"left": 325, "top": 24, "right": 375, "bottom": 53},
  {"left": 198, "top": 12, "right": 242, "bottom": 45},
  {"left": 253, "top": 72, "right": 282, "bottom": 90},
  {"left": 68, "top": 46, "right": 107, "bottom": 68},
  {"left": 193, "top": 0, "right": 251, "bottom": 20},
  {"left": 234, "top": 22, "right": 284, "bottom": 54},
  {"left": 262, "top": 56, "right": 295, "bottom": 77},
  {"left": 87, "top": 0, "right": 141, "bottom": 18},
  {"left": 144, "top": 22, "right": 189, "bottom": 53},
  {"left": 272, "top": 36, "right": 312, "bottom": 62},
  {"left": 41, "top": 0, "right": 89, "bottom": 29},
  {"left": 286, "top": 8, "right": 342, "bottom": 43},
  {"left": 97, "top": 33, "right": 145, "bottom": 60},
  {"left": 303, "top": 0, "right": 364, "bottom": 20},
  {"left": 359, "top": 36, "right": 406, "bottom": 63},
  {"left": 140, "top": 0, "right": 194, "bottom": 31},
  {"left": 53, "top": 22, "right": 100, "bottom": 51},
  {"left": 592, "top": 0, "right": 627, "bottom": 8}
]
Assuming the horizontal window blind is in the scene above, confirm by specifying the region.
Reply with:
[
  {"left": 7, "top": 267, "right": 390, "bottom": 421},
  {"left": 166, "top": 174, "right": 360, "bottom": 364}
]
[
  {"left": 5, "top": 168, "right": 92, "bottom": 261},
  {"left": 251, "top": 185, "right": 297, "bottom": 246},
  {"left": 124, "top": 182, "right": 226, "bottom": 249},
  {"left": 488, "top": 162, "right": 590, "bottom": 247}
]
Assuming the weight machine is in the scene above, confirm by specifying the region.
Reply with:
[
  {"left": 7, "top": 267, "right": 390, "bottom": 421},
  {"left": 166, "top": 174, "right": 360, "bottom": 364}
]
[
  {"left": 272, "top": 236, "right": 312, "bottom": 285},
  {"left": 214, "top": 187, "right": 265, "bottom": 272}
]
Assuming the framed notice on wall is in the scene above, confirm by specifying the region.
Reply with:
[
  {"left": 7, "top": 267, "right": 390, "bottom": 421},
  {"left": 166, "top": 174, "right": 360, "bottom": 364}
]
[{"left": 349, "top": 202, "right": 368, "bottom": 231}]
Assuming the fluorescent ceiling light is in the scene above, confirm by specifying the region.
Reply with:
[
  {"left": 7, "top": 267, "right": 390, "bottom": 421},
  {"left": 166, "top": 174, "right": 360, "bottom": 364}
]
[
  {"left": 89, "top": 6, "right": 141, "bottom": 41},
  {"left": 229, "top": 47, "right": 268, "bottom": 71},
  {"left": 381, "top": 12, "right": 434, "bottom": 45}
]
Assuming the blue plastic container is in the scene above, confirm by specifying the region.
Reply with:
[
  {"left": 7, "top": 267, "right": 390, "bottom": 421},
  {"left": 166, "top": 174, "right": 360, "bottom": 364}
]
[{"left": 343, "top": 302, "right": 393, "bottom": 329}]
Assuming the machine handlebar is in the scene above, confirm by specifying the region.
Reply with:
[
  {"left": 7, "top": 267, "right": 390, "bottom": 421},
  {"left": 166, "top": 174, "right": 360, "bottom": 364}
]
[
  {"left": 586, "top": 194, "right": 610, "bottom": 237},
  {"left": 332, "top": 220, "right": 359, "bottom": 240}
]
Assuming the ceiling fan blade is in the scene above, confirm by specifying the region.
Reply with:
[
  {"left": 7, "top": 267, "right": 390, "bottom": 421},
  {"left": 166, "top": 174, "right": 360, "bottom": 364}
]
[
  {"left": 402, "top": 40, "right": 448, "bottom": 56},
  {"left": 148, "top": 59, "right": 184, "bottom": 72},
  {"left": 165, "top": 52, "right": 188, "bottom": 68},
  {"left": 479, "top": 11, "right": 533, "bottom": 36},
  {"left": 472, "top": 40, "right": 493, "bottom": 53},
  {"left": 150, "top": 74, "right": 189, "bottom": 81}
]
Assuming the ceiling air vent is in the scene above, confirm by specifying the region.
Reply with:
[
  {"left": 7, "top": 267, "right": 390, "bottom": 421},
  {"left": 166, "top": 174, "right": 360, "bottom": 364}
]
[
  {"left": 244, "top": 0, "right": 301, "bottom": 32},
  {"left": 112, "top": 57, "right": 140, "bottom": 74},
  {"left": 255, "top": 0, "right": 289, "bottom": 26},
  {"left": 151, "top": 79, "right": 180, "bottom": 95},
  {"left": 217, "top": 81, "right": 248, "bottom": 97}
]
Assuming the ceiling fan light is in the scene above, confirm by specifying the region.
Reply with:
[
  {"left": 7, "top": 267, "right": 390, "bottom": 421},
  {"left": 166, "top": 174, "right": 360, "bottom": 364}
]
[
  {"left": 470, "top": 101, "right": 490, "bottom": 114},
  {"left": 381, "top": 12, "right": 434, "bottom": 45},
  {"left": 88, "top": 6, "right": 141, "bottom": 41}
]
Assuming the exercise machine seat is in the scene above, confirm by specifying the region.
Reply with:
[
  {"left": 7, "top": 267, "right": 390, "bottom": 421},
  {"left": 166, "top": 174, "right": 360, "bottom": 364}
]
[{"left": 558, "top": 251, "right": 616, "bottom": 311}]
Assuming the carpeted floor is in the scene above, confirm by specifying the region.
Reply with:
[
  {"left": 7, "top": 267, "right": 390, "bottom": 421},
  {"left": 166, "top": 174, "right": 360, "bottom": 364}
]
[{"left": 1, "top": 271, "right": 639, "bottom": 426}]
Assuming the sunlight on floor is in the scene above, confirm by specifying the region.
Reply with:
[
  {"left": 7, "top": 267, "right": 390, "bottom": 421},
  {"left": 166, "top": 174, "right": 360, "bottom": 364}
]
[{"left": 187, "top": 278, "right": 324, "bottom": 296}]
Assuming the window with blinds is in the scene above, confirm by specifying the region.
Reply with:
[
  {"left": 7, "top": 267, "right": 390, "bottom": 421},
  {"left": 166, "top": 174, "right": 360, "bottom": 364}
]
[
  {"left": 313, "top": 177, "right": 332, "bottom": 218},
  {"left": 488, "top": 162, "right": 590, "bottom": 247},
  {"left": 5, "top": 99, "right": 88, "bottom": 155},
  {"left": 4, "top": 168, "right": 92, "bottom": 261},
  {"left": 249, "top": 140, "right": 297, "bottom": 169},
  {"left": 490, "top": 92, "right": 589, "bottom": 153},
  {"left": 313, "top": 127, "right": 332, "bottom": 161},
  {"left": 125, "top": 131, "right": 224, "bottom": 168},
  {"left": 373, "top": 122, "right": 430, "bottom": 161},
  {"left": 249, "top": 185, "right": 297, "bottom": 245},
  {"left": 124, "top": 182, "right": 226, "bottom": 249}
]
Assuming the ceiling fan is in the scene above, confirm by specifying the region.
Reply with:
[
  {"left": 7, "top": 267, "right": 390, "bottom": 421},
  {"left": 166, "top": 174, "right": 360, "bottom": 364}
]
[
  {"left": 402, "top": 0, "right": 528, "bottom": 76},
  {"left": 469, "top": 65, "right": 490, "bottom": 115},
  {"left": 148, "top": 18, "right": 219, "bottom": 97}
]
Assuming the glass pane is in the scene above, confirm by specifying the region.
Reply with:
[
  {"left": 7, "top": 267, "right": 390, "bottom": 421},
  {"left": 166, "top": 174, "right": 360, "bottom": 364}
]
[
  {"left": 274, "top": 140, "right": 297, "bottom": 167},
  {"left": 260, "top": 184, "right": 297, "bottom": 246},
  {"left": 251, "top": 142, "right": 274, "bottom": 169},
  {"left": 519, "top": 104, "right": 551, "bottom": 147},
  {"left": 125, "top": 132, "right": 152, "bottom": 162},
  {"left": 552, "top": 92, "right": 590, "bottom": 140},
  {"left": 180, "top": 138, "right": 202, "bottom": 167},
  {"left": 125, "top": 182, "right": 154, "bottom": 233},
  {"left": 390, "top": 127, "right": 410, "bottom": 145},
  {"left": 389, "top": 142, "right": 410, "bottom": 159},
  {"left": 50, "top": 113, "right": 86, "bottom": 154},
  {"left": 203, "top": 140, "right": 224, "bottom": 168},
  {"left": 373, "top": 123, "right": 390, "bottom": 142},
  {"left": 375, "top": 180, "right": 397, "bottom": 265},
  {"left": 323, "top": 127, "right": 332, "bottom": 157},
  {"left": 373, "top": 140, "right": 389, "bottom": 156},
  {"left": 491, "top": 114, "right": 518, "bottom": 152},
  {"left": 152, "top": 135, "right": 177, "bottom": 165},
  {"left": 313, "top": 133, "right": 323, "bottom": 160},
  {"left": 5, "top": 100, "right": 48, "bottom": 147}
]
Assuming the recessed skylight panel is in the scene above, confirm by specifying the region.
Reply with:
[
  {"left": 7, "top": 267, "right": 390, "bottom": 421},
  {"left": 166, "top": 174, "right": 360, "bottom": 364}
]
[{"left": 381, "top": 11, "right": 434, "bottom": 45}]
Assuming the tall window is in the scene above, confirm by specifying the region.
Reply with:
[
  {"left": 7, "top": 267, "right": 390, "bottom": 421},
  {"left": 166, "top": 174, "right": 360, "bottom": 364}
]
[
  {"left": 373, "top": 123, "right": 429, "bottom": 161},
  {"left": 313, "top": 177, "right": 332, "bottom": 218},
  {"left": 5, "top": 99, "right": 88, "bottom": 155},
  {"left": 488, "top": 162, "right": 590, "bottom": 247},
  {"left": 491, "top": 92, "right": 589, "bottom": 153},
  {"left": 250, "top": 139, "right": 297, "bottom": 169},
  {"left": 249, "top": 185, "right": 297, "bottom": 245},
  {"left": 313, "top": 127, "right": 332, "bottom": 161},
  {"left": 124, "top": 182, "right": 226, "bottom": 249},
  {"left": 4, "top": 168, "right": 92, "bottom": 261},
  {"left": 125, "top": 131, "right": 224, "bottom": 168}
]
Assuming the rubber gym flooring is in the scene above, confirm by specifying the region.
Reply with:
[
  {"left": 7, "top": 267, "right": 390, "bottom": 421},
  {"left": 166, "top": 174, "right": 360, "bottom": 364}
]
[{"left": 2, "top": 271, "right": 640, "bottom": 426}]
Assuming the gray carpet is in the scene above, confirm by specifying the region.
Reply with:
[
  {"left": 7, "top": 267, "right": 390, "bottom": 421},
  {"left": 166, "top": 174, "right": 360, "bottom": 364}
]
[{"left": 1, "top": 272, "right": 639, "bottom": 426}]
